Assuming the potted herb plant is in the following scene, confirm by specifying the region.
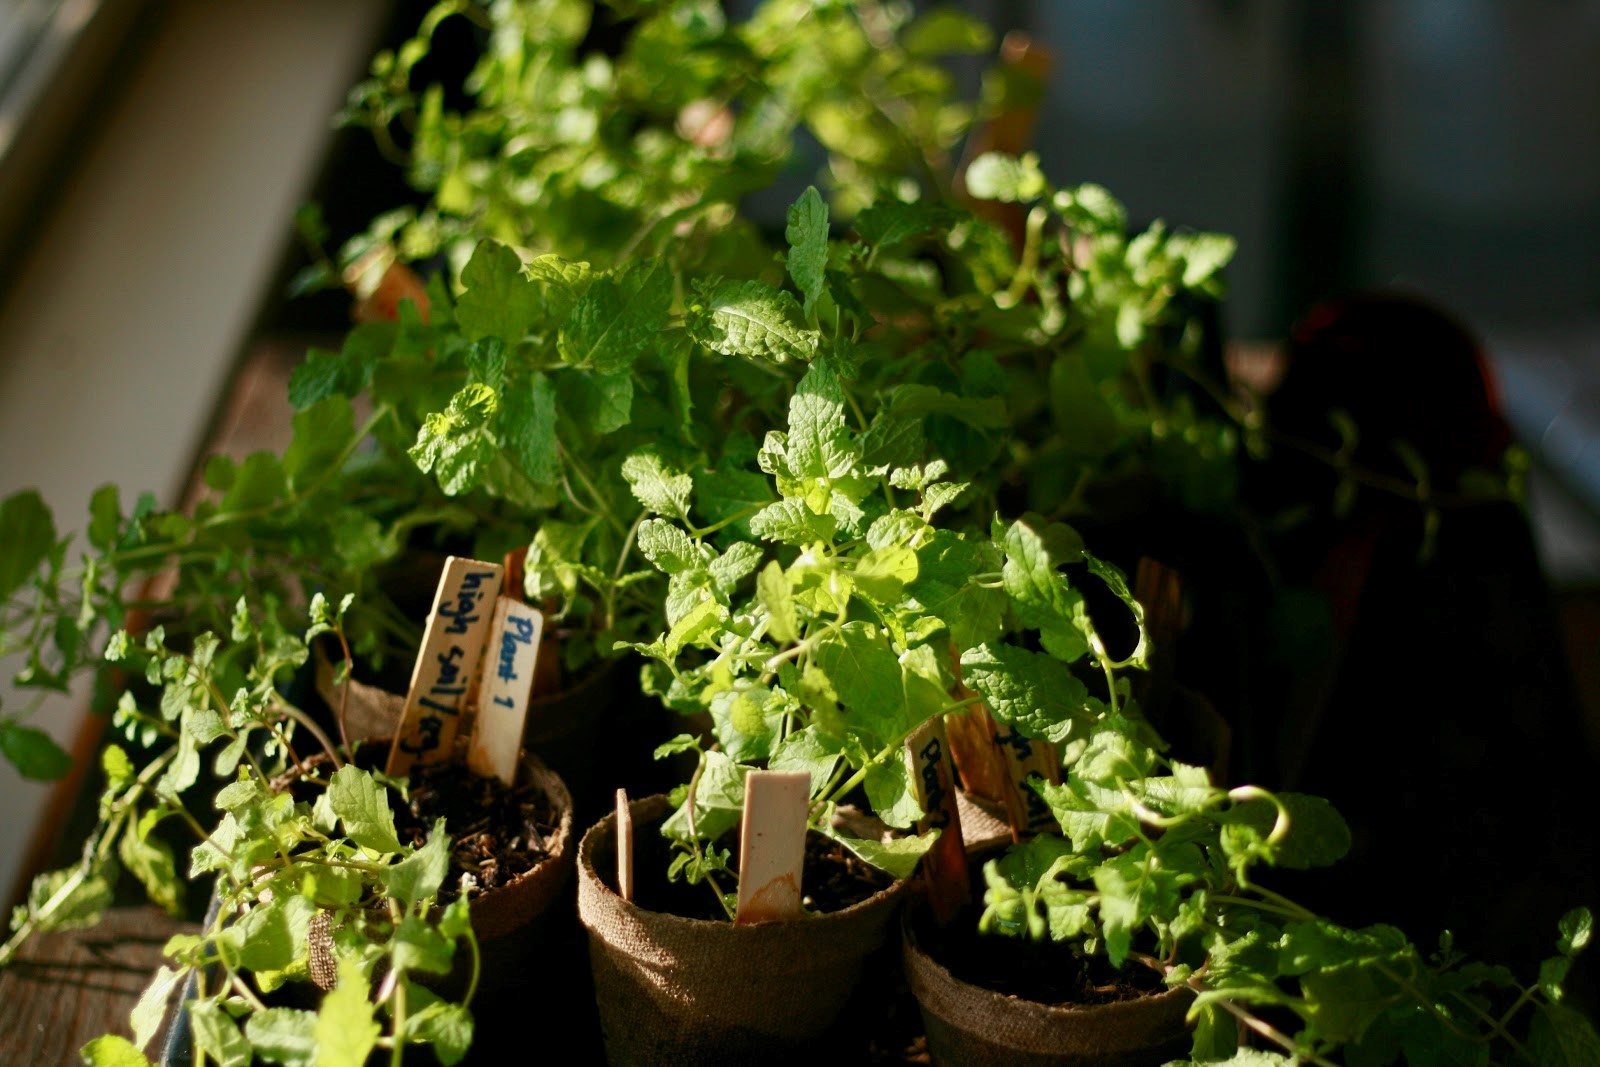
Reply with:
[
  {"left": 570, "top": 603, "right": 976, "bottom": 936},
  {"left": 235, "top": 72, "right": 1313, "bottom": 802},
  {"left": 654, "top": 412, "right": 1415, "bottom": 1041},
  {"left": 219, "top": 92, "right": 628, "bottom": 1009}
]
[
  {"left": 900, "top": 511, "right": 1600, "bottom": 1065},
  {"left": 9, "top": 590, "right": 575, "bottom": 1067},
  {"left": 573, "top": 358, "right": 1018, "bottom": 1061}
]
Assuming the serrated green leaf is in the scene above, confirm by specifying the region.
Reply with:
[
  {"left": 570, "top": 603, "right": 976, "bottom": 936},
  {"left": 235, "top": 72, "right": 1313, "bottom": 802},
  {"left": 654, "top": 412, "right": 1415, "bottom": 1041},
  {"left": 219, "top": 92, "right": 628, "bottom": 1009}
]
[
  {"left": 785, "top": 186, "right": 828, "bottom": 316},
  {"left": 663, "top": 594, "right": 727, "bottom": 656},
  {"left": 392, "top": 914, "right": 454, "bottom": 975},
  {"left": 852, "top": 201, "right": 963, "bottom": 252},
  {"left": 409, "top": 383, "right": 499, "bottom": 496},
  {"left": 559, "top": 259, "right": 672, "bottom": 373},
  {"left": 749, "top": 499, "right": 837, "bottom": 545},
  {"left": 455, "top": 240, "right": 536, "bottom": 344},
  {"left": 813, "top": 623, "right": 902, "bottom": 736},
  {"left": 768, "top": 725, "right": 844, "bottom": 796},
  {"left": 101, "top": 744, "right": 134, "bottom": 791},
  {"left": 623, "top": 451, "right": 693, "bottom": 520},
  {"left": 502, "top": 372, "right": 560, "bottom": 486},
  {"left": 636, "top": 519, "right": 702, "bottom": 575},
  {"left": 1220, "top": 792, "right": 1351, "bottom": 871},
  {"left": 1000, "top": 516, "right": 1093, "bottom": 663},
  {"left": 691, "top": 279, "right": 818, "bottom": 363},
  {"left": 245, "top": 1007, "right": 318, "bottom": 1067},
  {"left": 223, "top": 893, "right": 314, "bottom": 974},
  {"left": 707, "top": 542, "right": 762, "bottom": 595},
  {"left": 327, "top": 765, "right": 401, "bottom": 853},
  {"left": 960, "top": 643, "right": 1096, "bottom": 744},
  {"left": 386, "top": 818, "right": 450, "bottom": 909},
  {"left": 662, "top": 750, "right": 747, "bottom": 844}
]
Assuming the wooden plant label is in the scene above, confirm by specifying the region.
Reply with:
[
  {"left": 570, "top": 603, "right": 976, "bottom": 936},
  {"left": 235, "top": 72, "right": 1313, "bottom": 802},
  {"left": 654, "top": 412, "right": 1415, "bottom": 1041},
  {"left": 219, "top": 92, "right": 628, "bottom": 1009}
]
[
  {"left": 734, "top": 770, "right": 810, "bottom": 925},
  {"left": 386, "top": 557, "right": 503, "bottom": 776},
  {"left": 616, "top": 789, "right": 634, "bottom": 903},
  {"left": 466, "top": 597, "right": 544, "bottom": 786},
  {"left": 905, "top": 718, "right": 969, "bottom": 924},
  {"left": 993, "top": 725, "right": 1062, "bottom": 840}
]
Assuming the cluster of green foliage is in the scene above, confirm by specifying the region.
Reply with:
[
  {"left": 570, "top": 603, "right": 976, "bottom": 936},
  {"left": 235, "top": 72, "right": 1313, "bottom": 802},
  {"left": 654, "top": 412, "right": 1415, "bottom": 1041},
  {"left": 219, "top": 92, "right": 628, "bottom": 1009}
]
[
  {"left": 971, "top": 558, "right": 1599, "bottom": 1066},
  {"left": 327, "top": 0, "right": 996, "bottom": 279},
  {"left": 11, "top": 597, "right": 481, "bottom": 1067}
]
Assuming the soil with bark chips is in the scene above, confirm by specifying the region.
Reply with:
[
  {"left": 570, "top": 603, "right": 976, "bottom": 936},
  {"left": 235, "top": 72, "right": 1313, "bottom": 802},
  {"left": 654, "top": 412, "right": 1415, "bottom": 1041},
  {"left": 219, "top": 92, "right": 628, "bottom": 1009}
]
[{"left": 394, "top": 760, "right": 557, "bottom": 903}]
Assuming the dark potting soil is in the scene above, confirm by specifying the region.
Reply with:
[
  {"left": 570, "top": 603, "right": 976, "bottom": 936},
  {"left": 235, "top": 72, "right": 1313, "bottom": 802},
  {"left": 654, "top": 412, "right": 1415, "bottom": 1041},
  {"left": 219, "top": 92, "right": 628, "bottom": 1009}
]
[
  {"left": 395, "top": 760, "right": 558, "bottom": 903},
  {"left": 924, "top": 913, "right": 1167, "bottom": 1006},
  {"left": 627, "top": 826, "right": 896, "bottom": 922},
  {"left": 286, "top": 744, "right": 556, "bottom": 904}
]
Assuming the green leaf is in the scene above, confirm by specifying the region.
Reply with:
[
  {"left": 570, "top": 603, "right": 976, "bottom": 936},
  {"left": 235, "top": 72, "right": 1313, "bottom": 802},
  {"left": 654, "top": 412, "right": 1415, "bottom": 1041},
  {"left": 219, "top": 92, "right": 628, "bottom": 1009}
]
[
  {"left": 1221, "top": 792, "right": 1351, "bottom": 870},
  {"left": 813, "top": 624, "right": 903, "bottom": 740},
  {"left": 1528, "top": 1001, "right": 1600, "bottom": 1067},
  {"left": 386, "top": 818, "right": 450, "bottom": 909},
  {"left": 965, "top": 151, "right": 1047, "bottom": 203},
  {"left": 1000, "top": 516, "right": 1092, "bottom": 663},
  {"left": 821, "top": 822, "right": 936, "bottom": 880},
  {"left": 327, "top": 765, "right": 402, "bottom": 853},
  {"left": 281, "top": 398, "right": 355, "bottom": 494},
  {"left": 1559, "top": 908, "right": 1594, "bottom": 956},
  {"left": 785, "top": 186, "right": 829, "bottom": 316},
  {"left": 402, "top": 988, "right": 474, "bottom": 1066},
  {"left": 409, "top": 383, "right": 499, "bottom": 496},
  {"left": 1093, "top": 847, "right": 1191, "bottom": 965},
  {"left": 117, "top": 829, "right": 182, "bottom": 916},
  {"left": 559, "top": 259, "right": 672, "bottom": 373},
  {"left": 101, "top": 744, "right": 134, "bottom": 790},
  {"left": 79, "top": 1035, "right": 154, "bottom": 1067},
  {"left": 392, "top": 914, "right": 454, "bottom": 975},
  {"left": 708, "top": 541, "right": 762, "bottom": 595},
  {"left": 960, "top": 643, "right": 1096, "bottom": 744},
  {"left": 287, "top": 339, "right": 375, "bottom": 410},
  {"left": 502, "top": 372, "right": 560, "bottom": 486},
  {"left": 749, "top": 499, "right": 837, "bottom": 545},
  {"left": 131, "top": 966, "right": 183, "bottom": 1050},
  {"left": 0, "top": 719, "right": 71, "bottom": 780},
  {"left": 757, "top": 561, "right": 798, "bottom": 643},
  {"left": 905, "top": 7, "right": 993, "bottom": 55},
  {"left": 455, "top": 240, "right": 536, "bottom": 344},
  {"left": 188, "top": 1000, "right": 251, "bottom": 1067},
  {"left": 88, "top": 484, "right": 121, "bottom": 551},
  {"left": 852, "top": 201, "right": 963, "bottom": 252},
  {"left": 623, "top": 451, "right": 693, "bottom": 520},
  {"left": 636, "top": 519, "right": 703, "bottom": 576},
  {"left": 909, "top": 530, "right": 1005, "bottom": 649},
  {"left": 663, "top": 595, "right": 727, "bottom": 656},
  {"left": 224, "top": 893, "right": 314, "bottom": 974},
  {"left": 245, "top": 1007, "right": 318, "bottom": 1067},
  {"left": 853, "top": 545, "right": 918, "bottom": 604},
  {"left": 21, "top": 864, "right": 114, "bottom": 932},
  {"left": 690, "top": 279, "right": 818, "bottom": 363},
  {"left": 662, "top": 751, "right": 747, "bottom": 844},
  {"left": 1277, "top": 920, "right": 1409, "bottom": 976},
  {"left": 0, "top": 490, "right": 55, "bottom": 600},
  {"left": 865, "top": 758, "right": 923, "bottom": 829},
  {"left": 768, "top": 725, "right": 844, "bottom": 796}
]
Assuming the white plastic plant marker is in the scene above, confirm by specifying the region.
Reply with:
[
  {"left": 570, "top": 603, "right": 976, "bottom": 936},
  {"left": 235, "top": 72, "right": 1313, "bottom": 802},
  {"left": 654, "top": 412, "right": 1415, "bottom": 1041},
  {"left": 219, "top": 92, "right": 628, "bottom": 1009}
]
[
  {"left": 386, "top": 556, "right": 503, "bottom": 776},
  {"left": 616, "top": 788, "right": 634, "bottom": 904},
  {"left": 905, "top": 717, "right": 969, "bottom": 923},
  {"left": 734, "top": 770, "right": 810, "bottom": 925},
  {"left": 466, "top": 597, "right": 544, "bottom": 786}
]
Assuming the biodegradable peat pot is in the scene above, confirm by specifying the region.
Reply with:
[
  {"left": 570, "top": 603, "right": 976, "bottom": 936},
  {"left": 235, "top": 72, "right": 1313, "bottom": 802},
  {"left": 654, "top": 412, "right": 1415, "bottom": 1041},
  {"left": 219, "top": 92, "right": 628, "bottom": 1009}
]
[
  {"left": 902, "top": 909, "right": 1194, "bottom": 1067},
  {"left": 577, "top": 794, "right": 912, "bottom": 1065},
  {"left": 285, "top": 744, "right": 576, "bottom": 996}
]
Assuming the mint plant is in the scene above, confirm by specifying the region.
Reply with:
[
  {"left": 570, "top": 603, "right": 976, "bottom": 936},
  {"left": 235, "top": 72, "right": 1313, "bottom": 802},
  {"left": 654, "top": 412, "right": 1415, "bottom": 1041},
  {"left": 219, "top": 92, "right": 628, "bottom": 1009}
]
[
  {"left": 323, "top": 0, "right": 998, "bottom": 284},
  {"left": 958, "top": 517, "right": 1600, "bottom": 1065},
  {"left": 10, "top": 596, "right": 483, "bottom": 1067},
  {"left": 619, "top": 359, "right": 1007, "bottom": 912}
]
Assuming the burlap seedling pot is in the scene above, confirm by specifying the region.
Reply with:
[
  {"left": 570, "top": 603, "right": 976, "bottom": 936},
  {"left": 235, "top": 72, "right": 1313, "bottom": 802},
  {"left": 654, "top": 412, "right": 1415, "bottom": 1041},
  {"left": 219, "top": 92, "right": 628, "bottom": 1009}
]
[
  {"left": 577, "top": 794, "right": 911, "bottom": 1065},
  {"left": 294, "top": 748, "right": 575, "bottom": 996},
  {"left": 903, "top": 912, "right": 1194, "bottom": 1066}
]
